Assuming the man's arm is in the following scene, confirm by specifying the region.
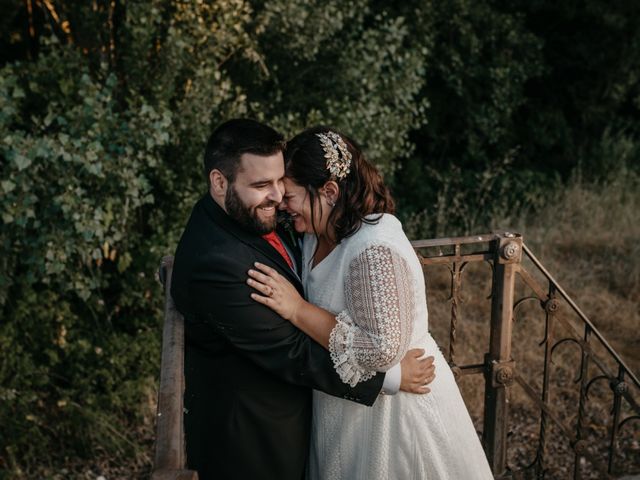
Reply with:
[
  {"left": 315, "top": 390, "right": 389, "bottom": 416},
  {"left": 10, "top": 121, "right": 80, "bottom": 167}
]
[{"left": 179, "top": 251, "right": 384, "bottom": 405}]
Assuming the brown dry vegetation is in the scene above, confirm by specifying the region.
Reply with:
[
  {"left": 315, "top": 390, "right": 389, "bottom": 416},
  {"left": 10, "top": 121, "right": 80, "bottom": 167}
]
[{"left": 424, "top": 171, "right": 640, "bottom": 479}]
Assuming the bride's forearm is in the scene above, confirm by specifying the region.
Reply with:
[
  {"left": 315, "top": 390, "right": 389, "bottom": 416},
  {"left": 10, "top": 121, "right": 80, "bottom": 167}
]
[{"left": 290, "top": 301, "right": 336, "bottom": 349}]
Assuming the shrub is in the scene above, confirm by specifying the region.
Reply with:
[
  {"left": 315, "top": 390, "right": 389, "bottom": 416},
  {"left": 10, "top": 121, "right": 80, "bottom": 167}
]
[{"left": 0, "top": 1, "right": 429, "bottom": 476}]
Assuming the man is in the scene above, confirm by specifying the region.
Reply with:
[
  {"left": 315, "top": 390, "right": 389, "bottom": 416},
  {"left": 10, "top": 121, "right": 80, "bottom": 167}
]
[{"left": 171, "top": 119, "right": 435, "bottom": 480}]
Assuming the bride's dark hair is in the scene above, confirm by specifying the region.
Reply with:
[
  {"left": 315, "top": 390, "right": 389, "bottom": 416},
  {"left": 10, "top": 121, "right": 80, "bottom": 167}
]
[{"left": 284, "top": 126, "right": 395, "bottom": 244}]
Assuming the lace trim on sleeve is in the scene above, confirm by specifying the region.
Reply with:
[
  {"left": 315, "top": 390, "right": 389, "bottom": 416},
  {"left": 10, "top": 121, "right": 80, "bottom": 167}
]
[
  {"left": 329, "top": 311, "right": 377, "bottom": 387},
  {"left": 328, "top": 245, "right": 415, "bottom": 386}
]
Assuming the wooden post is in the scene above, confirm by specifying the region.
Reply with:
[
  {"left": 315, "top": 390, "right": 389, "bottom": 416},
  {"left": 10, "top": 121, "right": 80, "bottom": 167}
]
[
  {"left": 152, "top": 256, "right": 198, "bottom": 480},
  {"left": 482, "top": 233, "right": 521, "bottom": 476}
]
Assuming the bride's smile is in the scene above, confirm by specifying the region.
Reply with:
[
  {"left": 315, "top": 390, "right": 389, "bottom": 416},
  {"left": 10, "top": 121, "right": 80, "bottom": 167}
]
[{"left": 280, "top": 177, "right": 334, "bottom": 236}]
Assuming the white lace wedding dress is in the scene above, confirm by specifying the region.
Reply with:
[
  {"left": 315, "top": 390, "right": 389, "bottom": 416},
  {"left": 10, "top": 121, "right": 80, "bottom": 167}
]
[{"left": 303, "top": 214, "right": 494, "bottom": 480}]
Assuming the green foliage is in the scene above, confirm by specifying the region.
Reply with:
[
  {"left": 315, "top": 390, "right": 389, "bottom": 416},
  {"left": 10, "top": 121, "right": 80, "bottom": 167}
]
[
  {"left": 412, "top": 0, "right": 544, "bottom": 166},
  {"left": 253, "top": 0, "right": 429, "bottom": 172},
  {"left": 509, "top": 0, "right": 640, "bottom": 172},
  {"left": 0, "top": 45, "right": 168, "bottom": 476},
  {"left": 0, "top": 0, "right": 429, "bottom": 476},
  {"left": 402, "top": 151, "right": 559, "bottom": 239},
  {"left": 0, "top": 2, "right": 268, "bottom": 475},
  {"left": 394, "top": 0, "right": 546, "bottom": 227},
  {"left": 394, "top": 0, "right": 640, "bottom": 235}
]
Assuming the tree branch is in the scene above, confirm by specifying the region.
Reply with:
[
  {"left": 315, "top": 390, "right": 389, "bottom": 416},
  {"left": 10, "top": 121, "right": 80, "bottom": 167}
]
[{"left": 38, "top": 0, "right": 74, "bottom": 44}]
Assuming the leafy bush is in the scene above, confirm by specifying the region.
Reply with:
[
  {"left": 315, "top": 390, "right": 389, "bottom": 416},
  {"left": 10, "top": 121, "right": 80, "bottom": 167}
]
[
  {"left": 0, "top": 43, "right": 171, "bottom": 475},
  {"left": 0, "top": 1, "right": 428, "bottom": 476}
]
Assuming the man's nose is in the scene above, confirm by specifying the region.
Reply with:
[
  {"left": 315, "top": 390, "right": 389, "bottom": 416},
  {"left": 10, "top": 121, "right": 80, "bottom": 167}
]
[{"left": 268, "top": 184, "right": 283, "bottom": 204}]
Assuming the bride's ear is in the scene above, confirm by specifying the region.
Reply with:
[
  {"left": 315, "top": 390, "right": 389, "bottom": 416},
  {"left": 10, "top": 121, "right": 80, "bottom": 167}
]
[{"left": 321, "top": 180, "right": 340, "bottom": 205}]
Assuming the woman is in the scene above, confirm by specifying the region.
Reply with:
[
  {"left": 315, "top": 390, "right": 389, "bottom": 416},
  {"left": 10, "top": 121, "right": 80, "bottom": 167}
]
[{"left": 247, "top": 126, "right": 493, "bottom": 479}]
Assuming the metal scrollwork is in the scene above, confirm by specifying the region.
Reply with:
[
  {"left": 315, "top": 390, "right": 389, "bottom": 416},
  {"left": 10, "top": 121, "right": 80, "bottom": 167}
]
[
  {"left": 550, "top": 337, "right": 584, "bottom": 382},
  {"left": 496, "top": 366, "right": 515, "bottom": 386},
  {"left": 544, "top": 298, "right": 560, "bottom": 314},
  {"left": 492, "top": 361, "right": 516, "bottom": 387},
  {"left": 611, "top": 380, "right": 629, "bottom": 396},
  {"left": 585, "top": 375, "right": 610, "bottom": 398},
  {"left": 572, "top": 439, "right": 588, "bottom": 456}
]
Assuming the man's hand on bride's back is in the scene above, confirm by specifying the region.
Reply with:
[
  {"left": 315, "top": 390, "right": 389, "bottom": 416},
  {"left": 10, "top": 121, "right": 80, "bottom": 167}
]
[{"left": 399, "top": 349, "right": 435, "bottom": 394}]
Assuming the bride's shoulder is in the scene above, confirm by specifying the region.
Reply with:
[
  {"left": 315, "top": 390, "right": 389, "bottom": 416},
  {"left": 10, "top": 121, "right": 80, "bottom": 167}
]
[
  {"left": 344, "top": 213, "right": 407, "bottom": 251},
  {"left": 343, "top": 215, "right": 421, "bottom": 272},
  {"left": 359, "top": 213, "right": 404, "bottom": 238}
]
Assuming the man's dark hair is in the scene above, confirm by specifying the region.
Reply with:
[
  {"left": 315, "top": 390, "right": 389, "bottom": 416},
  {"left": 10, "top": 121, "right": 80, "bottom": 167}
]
[{"left": 204, "top": 119, "right": 285, "bottom": 184}]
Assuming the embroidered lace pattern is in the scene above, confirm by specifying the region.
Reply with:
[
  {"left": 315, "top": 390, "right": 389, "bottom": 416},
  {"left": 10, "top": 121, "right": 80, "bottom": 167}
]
[{"left": 329, "top": 245, "right": 415, "bottom": 386}]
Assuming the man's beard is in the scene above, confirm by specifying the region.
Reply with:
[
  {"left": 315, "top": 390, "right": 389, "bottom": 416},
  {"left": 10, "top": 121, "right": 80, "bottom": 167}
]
[{"left": 225, "top": 185, "right": 278, "bottom": 235}]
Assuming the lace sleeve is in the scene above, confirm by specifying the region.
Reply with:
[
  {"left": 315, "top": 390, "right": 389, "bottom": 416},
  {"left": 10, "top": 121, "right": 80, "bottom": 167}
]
[{"left": 329, "top": 245, "right": 415, "bottom": 387}]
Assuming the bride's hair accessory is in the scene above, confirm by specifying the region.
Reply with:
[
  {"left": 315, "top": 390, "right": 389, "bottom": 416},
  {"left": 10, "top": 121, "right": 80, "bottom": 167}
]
[{"left": 316, "top": 131, "right": 352, "bottom": 180}]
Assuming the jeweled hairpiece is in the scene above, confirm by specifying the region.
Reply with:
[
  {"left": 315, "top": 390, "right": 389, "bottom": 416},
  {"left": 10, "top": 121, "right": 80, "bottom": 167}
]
[{"left": 316, "top": 131, "right": 352, "bottom": 180}]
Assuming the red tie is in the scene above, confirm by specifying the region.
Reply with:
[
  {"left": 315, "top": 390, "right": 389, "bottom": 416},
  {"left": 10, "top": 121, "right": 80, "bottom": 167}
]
[{"left": 262, "top": 232, "right": 294, "bottom": 270}]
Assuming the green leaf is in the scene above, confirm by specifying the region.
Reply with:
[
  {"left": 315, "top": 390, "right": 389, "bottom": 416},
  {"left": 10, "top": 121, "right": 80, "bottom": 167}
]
[
  {"left": 117, "top": 252, "right": 132, "bottom": 273},
  {"left": 1, "top": 180, "right": 16, "bottom": 193},
  {"left": 12, "top": 87, "right": 25, "bottom": 99},
  {"left": 13, "top": 153, "right": 32, "bottom": 171}
]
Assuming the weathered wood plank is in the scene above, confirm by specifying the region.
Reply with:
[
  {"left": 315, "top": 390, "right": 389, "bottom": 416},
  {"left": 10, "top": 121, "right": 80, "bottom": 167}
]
[
  {"left": 151, "top": 468, "right": 199, "bottom": 480},
  {"left": 152, "top": 256, "right": 197, "bottom": 479}
]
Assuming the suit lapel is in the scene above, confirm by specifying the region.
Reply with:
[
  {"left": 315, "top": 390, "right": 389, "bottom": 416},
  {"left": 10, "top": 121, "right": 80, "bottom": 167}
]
[
  {"left": 200, "top": 195, "right": 302, "bottom": 288},
  {"left": 276, "top": 216, "right": 303, "bottom": 275},
  {"left": 243, "top": 232, "right": 301, "bottom": 286}
]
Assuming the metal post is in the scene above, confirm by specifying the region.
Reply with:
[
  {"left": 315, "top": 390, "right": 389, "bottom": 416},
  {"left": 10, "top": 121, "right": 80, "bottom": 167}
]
[
  {"left": 536, "top": 288, "right": 557, "bottom": 476},
  {"left": 483, "top": 233, "right": 521, "bottom": 476},
  {"left": 608, "top": 366, "right": 626, "bottom": 475}
]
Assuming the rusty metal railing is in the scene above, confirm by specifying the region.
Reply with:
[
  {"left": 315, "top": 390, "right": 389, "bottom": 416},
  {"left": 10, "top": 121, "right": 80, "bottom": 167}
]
[{"left": 413, "top": 232, "right": 640, "bottom": 479}]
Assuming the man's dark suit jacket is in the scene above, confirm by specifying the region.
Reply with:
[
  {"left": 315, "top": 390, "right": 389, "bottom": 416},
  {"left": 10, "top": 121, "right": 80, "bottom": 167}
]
[{"left": 171, "top": 194, "right": 385, "bottom": 480}]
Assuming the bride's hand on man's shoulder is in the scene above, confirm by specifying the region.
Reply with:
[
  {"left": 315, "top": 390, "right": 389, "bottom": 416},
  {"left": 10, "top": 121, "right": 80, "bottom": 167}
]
[
  {"left": 247, "top": 262, "right": 303, "bottom": 321},
  {"left": 399, "top": 349, "right": 436, "bottom": 394}
]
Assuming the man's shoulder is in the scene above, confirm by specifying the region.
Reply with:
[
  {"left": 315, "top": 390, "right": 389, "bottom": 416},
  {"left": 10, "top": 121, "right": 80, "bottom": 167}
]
[
  {"left": 173, "top": 198, "right": 253, "bottom": 280},
  {"left": 175, "top": 224, "right": 251, "bottom": 272},
  {"left": 176, "top": 197, "right": 236, "bottom": 250}
]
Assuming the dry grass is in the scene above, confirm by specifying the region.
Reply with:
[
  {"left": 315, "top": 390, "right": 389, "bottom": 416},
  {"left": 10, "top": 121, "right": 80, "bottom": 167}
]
[{"left": 422, "top": 171, "right": 640, "bottom": 478}]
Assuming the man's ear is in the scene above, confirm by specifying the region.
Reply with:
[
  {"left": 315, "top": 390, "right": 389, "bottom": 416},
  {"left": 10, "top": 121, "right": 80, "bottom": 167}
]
[
  {"left": 210, "top": 169, "right": 227, "bottom": 197},
  {"left": 322, "top": 180, "right": 340, "bottom": 205}
]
